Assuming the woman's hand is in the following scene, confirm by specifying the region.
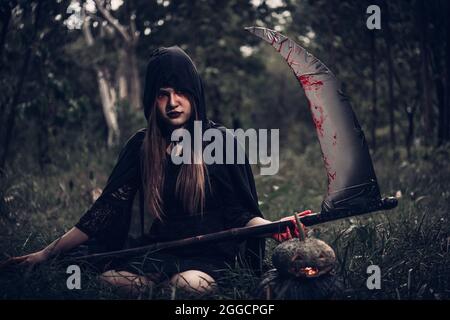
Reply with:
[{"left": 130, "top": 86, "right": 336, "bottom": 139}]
[
  {"left": 15, "top": 250, "right": 49, "bottom": 267},
  {"left": 1, "top": 250, "right": 49, "bottom": 272},
  {"left": 271, "top": 210, "right": 312, "bottom": 242},
  {"left": 1, "top": 227, "right": 88, "bottom": 273}
]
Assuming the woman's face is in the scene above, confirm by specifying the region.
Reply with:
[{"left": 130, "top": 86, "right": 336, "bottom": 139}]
[{"left": 155, "top": 87, "right": 193, "bottom": 128}]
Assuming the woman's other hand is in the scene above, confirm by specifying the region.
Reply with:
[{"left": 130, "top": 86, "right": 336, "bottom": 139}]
[
  {"left": 0, "top": 250, "right": 49, "bottom": 272},
  {"left": 1, "top": 227, "right": 88, "bottom": 273}
]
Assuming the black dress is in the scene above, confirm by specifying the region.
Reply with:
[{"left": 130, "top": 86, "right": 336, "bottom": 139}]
[{"left": 75, "top": 149, "right": 259, "bottom": 280}]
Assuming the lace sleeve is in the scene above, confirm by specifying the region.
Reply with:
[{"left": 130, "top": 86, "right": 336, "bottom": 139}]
[{"left": 75, "top": 182, "right": 138, "bottom": 239}]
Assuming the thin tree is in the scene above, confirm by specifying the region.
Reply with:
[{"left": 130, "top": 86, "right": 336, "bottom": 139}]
[{"left": 0, "top": 1, "right": 42, "bottom": 172}]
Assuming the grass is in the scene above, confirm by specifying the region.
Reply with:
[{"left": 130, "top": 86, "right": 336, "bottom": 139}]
[{"left": 0, "top": 140, "right": 449, "bottom": 300}]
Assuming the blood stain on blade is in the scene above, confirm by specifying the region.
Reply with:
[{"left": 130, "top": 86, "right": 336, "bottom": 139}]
[
  {"left": 328, "top": 171, "right": 337, "bottom": 181},
  {"left": 311, "top": 104, "right": 327, "bottom": 138},
  {"left": 298, "top": 75, "right": 323, "bottom": 91},
  {"left": 323, "top": 155, "right": 336, "bottom": 182}
]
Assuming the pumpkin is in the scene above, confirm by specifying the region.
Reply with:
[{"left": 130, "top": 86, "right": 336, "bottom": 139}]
[
  {"left": 254, "top": 237, "right": 340, "bottom": 299},
  {"left": 272, "top": 237, "right": 336, "bottom": 278}
]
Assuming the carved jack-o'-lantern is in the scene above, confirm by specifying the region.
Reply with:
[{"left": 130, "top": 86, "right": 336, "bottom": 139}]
[
  {"left": 255, "top": 237, "right": 340, "bottom": 300},
  {"left": 272, "top": 238, "right": 336, "bottom": 278}
]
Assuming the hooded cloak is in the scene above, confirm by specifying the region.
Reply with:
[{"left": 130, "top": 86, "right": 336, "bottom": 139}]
[{"left": 75, "top": 46, "right": 265, "bottom": 274}]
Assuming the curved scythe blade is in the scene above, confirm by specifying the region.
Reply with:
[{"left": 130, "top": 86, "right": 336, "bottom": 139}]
[{"left": 246, "top": 26, "right": 395, "bottom": 216}]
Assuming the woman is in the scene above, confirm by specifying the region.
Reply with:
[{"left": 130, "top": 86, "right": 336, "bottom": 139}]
[{"left": 7, "top": 46, "right": 306, "bottom": 296}]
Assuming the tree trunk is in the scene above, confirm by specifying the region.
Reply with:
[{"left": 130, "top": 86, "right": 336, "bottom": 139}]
[
  {"left": 404, "top": 102, "right": 416, "bottom": 159},
  {"left": 82, "top": 16, "right": 120, "bottom": 147},
  {"left": 0, "top": 3, "right": 11, "bottom": 122},
  {"left": 0, "top": 2, "right": 12, "bottom": 71},
  {"left": 127, "top": 44, "right": 142, "bottom": 110},
  {"left": 383, "top": 0, "right": 396, "bottom": 151},
  {"left": 0, "top": 0, "right": 41, "bottom": 172},
  {"left": 113, "top": 44, "right": 140, "bottom": 112},
  {"left": 427, "top": 0, "right": 446, "bottom": 146},
  {"left": 117, "top": 47, "right": 128, "bottom": 100},
  {"left": 434, "top": 52, "right": 446, "bottom": 146},
  {"left": 93, "top": 0, "right": 140, "bottom": 111},
  {"left": 38, "top": 102, "right": 51, "bottom": 170},
  {"left": 444, "top": 0, "right": 450, "bottom": 143},
  {"left": 418, "top": 0, "right": 434, "bottom": 145},
  {"left": 97, "top": 67, "right": 120, "bottom": 147},
  {"left": 370, "top": 31, "right": 377, "bottom": 151}
]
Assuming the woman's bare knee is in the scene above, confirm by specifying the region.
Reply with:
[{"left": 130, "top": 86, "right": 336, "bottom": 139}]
[
  {"left": 170, "top": 270, "right": 217, "bottom": 294},
  {"left": 99, "top": 270, "right": 153, "bottom": 294}
]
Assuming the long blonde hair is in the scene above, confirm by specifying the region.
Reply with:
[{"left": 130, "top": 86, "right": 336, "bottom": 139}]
[{"left": 141, "top": 96, "right": 207, "bottom": 220}]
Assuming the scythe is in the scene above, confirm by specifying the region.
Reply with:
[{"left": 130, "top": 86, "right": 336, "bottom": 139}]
[{"left": 245, "top": 26, "right": 397, "bottom": 219}]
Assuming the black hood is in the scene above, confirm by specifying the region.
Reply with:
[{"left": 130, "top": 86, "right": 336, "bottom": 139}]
[{"left": 142, "top": 46, "right": 207, "bottom": 124}]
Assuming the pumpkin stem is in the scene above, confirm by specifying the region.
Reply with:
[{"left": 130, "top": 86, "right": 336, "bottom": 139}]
[{"left": 294, "top": 213, "right": 306, "bottom": 241}]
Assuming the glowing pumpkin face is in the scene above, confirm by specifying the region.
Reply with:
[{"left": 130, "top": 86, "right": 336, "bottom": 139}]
[{"left": 272, "top": 238, "right": 336, "bottom": 278}]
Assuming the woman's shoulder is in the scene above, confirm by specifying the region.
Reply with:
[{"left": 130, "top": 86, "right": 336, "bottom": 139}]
[
  {"left": 116, "top": 128, "right": 147, "bottom": 159},
  {"left": 127, "top": 128, "right": 147, "bottom": 141},
  {"left": 122, "top": 128, "right": 147, "bottom": 148}
]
